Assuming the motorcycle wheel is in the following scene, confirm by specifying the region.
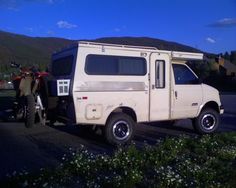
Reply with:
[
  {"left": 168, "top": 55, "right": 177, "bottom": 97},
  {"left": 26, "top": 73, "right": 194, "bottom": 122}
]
[{"left": 24, "top": 94, "right": 35, "bottom": 128}]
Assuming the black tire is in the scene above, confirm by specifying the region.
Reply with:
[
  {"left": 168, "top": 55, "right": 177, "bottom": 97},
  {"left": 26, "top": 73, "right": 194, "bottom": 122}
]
[
  {"left": 24, "top": 95, "right": 35, "bottom": 128},
  {"left": 193, "top": 108, "right": 220, "bottom": 134},
  {"left": 105, "top": 113, "right": 135, "bottom": 145}
]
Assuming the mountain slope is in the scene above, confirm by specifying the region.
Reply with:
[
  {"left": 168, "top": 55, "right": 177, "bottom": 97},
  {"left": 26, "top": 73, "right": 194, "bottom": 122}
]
[
  {"left": 0, "top": 30, "right": 74, "bottom": 70},
  {"left": 92, "top": 37, "right": 201, "bottom": 53},
  {"left": 0, "top": 30, "right": 206, "bottom": 72}
]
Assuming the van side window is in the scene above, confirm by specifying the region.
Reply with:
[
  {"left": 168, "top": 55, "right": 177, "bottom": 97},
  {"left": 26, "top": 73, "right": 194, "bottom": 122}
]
[
  {"left": 173, "top": 64, "right": 199, "bottom": 85},
  {"left": 155, "top": 60, "right": 165, "bottom": 88},
  {"left": 85, "top": 55, "right": 146, "bottom": 75}
]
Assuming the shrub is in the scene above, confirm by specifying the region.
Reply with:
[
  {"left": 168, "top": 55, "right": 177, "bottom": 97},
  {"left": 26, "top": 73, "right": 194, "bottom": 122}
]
[{"left": 2, "top": 132, "right": 236, "bottom": 188}]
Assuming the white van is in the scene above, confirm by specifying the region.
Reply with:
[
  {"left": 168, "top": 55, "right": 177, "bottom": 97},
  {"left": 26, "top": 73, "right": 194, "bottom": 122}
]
[{"left": 48, "top": 41, "right": 224, "bottom": 145}]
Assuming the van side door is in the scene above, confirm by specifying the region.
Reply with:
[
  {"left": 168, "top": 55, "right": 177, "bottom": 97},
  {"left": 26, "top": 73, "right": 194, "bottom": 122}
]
[
  {"left": 171, "top": 63, "right": 203, "bottom": 119},
  {"left": 150, "top": 53, "right": 170, "bottom": 121}
]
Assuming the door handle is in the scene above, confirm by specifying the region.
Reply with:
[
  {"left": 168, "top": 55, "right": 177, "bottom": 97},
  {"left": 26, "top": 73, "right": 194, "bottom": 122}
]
[{"left": 175, "top": 91, "right": 178, "bottom": 99}]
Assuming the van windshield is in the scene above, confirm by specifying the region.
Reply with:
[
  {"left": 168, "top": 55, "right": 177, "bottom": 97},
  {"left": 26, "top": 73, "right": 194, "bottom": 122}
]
[{"left": 51, "top": 55, "right": 74, "bottom": 76}]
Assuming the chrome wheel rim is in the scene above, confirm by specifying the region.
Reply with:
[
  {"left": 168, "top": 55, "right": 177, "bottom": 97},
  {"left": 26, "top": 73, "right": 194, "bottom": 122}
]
[
  {"left": 201, "top": 114, "right": 216, "bottom": 130},
  {"left": 112, "top": 121, "right": 130, "bottom": 140}
]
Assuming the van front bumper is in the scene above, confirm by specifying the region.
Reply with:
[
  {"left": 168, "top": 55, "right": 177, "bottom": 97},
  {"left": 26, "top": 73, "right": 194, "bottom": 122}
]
[{"left": 220, "top": 105, "right": 224, "bottom": 114}]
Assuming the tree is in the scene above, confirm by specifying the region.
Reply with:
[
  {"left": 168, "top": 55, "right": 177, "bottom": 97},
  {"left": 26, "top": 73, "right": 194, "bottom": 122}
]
[
  {"left": 230, "top": 51, "right": 236, "bottom": 64},
  {"left": 224, "top": 52, "right": 230, "bottom": 60}
]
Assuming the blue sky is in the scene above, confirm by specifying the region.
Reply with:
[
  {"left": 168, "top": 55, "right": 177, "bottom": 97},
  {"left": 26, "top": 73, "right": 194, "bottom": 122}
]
[{"left": 0, "top": 0, "right": 236, "bottom": 53}]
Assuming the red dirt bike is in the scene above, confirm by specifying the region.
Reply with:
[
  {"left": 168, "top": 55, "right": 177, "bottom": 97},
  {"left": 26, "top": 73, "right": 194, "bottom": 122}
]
[{"left": 11, "top": 62, "right": 49, "bottom": 128}]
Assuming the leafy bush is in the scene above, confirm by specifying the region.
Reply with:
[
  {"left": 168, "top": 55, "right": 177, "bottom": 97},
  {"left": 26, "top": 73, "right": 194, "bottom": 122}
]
[{"left": 2, "top": 133, "right": 236, "bottom": 188}]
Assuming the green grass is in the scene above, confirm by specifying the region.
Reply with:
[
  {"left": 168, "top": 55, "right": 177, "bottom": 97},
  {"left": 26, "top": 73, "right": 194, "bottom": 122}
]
[{"left": 1, "top": 132, "right": 236, "bottom": 188}]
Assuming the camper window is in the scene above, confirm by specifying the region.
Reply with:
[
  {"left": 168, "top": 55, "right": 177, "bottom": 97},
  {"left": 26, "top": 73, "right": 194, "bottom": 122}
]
[
  {"left": 52, "top": 55, "right": 74, "bottom": 76},
  {"left": 155, "top": 60, "right": 165, "bottom": 88},
  {"left": 85, "top": 55, "right": 146, "bottom": 76}
]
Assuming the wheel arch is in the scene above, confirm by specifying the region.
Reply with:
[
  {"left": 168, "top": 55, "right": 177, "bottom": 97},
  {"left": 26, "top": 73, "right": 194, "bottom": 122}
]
[
  {"left": 199, "top": 101, "right": 220, "bottom": 115},
  {"left": 106, "top": 106, "right": 137, "bottom": 125}
]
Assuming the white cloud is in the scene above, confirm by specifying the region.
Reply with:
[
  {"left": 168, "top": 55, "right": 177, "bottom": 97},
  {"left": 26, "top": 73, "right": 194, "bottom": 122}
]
[
  {"left": 114, "top": 25, "right": 126, "bottom": 32},
  {"left": 0, "top": 0, "right": 60, "bottom": 10},
  {"left": 57, "top": 20, "right": 77, "bottom": 29},
  {"left": 48, "top": 0, "right": 55, "bottom": 3},
  {"left": 0, "top": 0, "right": 18, "bottom": 10},
  {"left": 209, "top": 18, "right": 236, "bottom": 27},
  {"left": 25, "top": 27, "right": 34, "bottom": 32},
  {"left": 47, "top": 30, "right": 54, "bottom": 35},
  {"left": 114, "top": 28, "right": 121, "bottom": 32},
  {"left": 46, "top": 0, "right": 62, "bottom": 4},
  {"left": 206, "top": 37, "right": 216, "bottom": 44}
]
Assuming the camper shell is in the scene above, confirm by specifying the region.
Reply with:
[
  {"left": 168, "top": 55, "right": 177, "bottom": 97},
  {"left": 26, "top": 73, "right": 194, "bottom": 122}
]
[{"left": 48, "top": 41, "right": 224, "bottom": 145}]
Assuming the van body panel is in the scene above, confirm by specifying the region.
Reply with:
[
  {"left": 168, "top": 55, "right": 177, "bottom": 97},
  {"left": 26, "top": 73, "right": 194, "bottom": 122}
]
[
  {"left": 171, "top": 62, "right": 203, "bottom": 119},
  {"left": 149, "top": 52, "right": 171, "bottom": 121},
  {"left": 72, "top": 45, "right": 149, "bottom": 124},
  {"left": 199, "top": 84, "right": 223, "bottom": 114},
  {"left": 201, "top": 84, "right": 221, "bottom": 104},
  {"left": 172, "top": 84, "right": 203, "bottom": 119},
  {"left": 73, "top": 91, "right": 149, "bottom": 124}
]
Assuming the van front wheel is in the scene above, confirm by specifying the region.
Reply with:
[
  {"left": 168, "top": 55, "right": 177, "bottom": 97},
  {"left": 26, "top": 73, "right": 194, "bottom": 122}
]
[
  {"left": 105, "top": 113, "right": 135, "bottom": 145},
  {"left": 193, "top": 108, "right": 220, "bottom": 134}
]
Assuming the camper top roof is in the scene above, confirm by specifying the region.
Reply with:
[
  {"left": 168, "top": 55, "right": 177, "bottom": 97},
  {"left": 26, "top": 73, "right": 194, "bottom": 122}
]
[{"left": 53, "top": 41, "right": 203, "bottom": 60}]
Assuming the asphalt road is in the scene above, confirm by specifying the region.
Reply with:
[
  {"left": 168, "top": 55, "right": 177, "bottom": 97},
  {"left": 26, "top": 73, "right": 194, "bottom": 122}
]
[{"left": 0, "top": 94, "right": 235, "bottom": 180}]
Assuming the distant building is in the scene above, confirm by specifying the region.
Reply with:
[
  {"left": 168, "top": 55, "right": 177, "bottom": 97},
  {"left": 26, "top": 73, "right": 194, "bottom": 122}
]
[
  {"left": 0, "top": 80, "right": 14, "bottom": 89},
  {"left": 218, "top": 57, "right": 236, "bottom": 77},
  {"left": 0, "top": 80, "right": 6, "bottom": 89}
]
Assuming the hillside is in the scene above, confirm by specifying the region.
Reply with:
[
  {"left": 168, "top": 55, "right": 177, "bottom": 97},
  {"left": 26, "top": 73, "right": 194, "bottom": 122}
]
[
  {"left": 0, "top": 30, "right": 206, "bottom": 72},
  {"left": 1, "top": 30, "right": 236, "bottom": 91},
  {"left": 0, "top": 30, "right": 75, "bottom": 71},
  {"left": 93, "top": 37, "right": 202, "bottom": 53}
]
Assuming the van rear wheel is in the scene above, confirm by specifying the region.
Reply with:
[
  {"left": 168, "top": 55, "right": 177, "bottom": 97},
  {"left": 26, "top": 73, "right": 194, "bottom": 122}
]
[
  {"left": 193, "top": 108, "right": 219, "bottom": 134},
  {"left": 105, "top": 113, "right": 135, "bottom": 145}
]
